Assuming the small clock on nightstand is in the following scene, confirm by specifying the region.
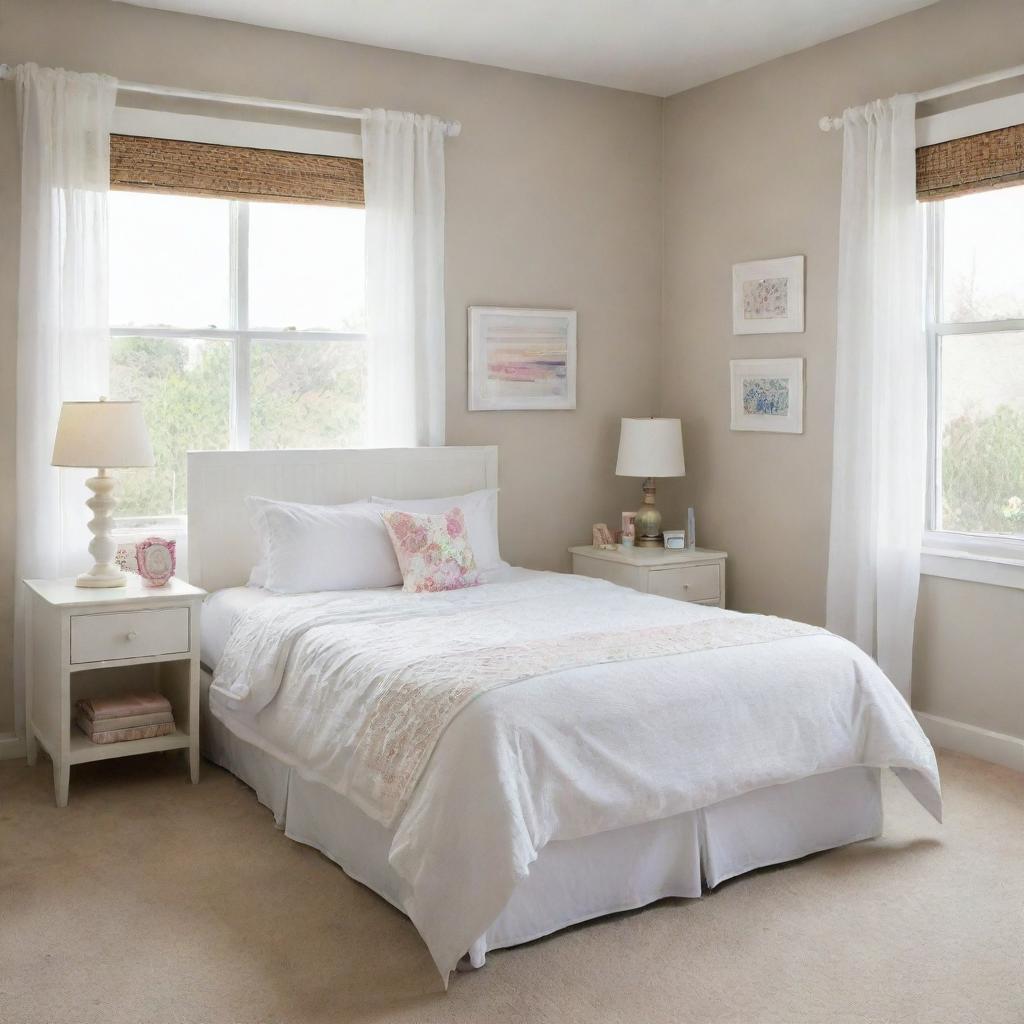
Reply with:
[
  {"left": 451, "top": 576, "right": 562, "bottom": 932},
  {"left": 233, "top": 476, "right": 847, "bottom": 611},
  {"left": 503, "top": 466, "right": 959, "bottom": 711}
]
[{"left": 569, "top": 545, "right": 728, "bottom": 608}]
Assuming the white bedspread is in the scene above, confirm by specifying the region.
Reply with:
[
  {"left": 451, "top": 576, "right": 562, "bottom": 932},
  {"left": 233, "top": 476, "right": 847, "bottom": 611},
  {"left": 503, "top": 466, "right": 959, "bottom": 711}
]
[{"left": 209, "top": 568, "right": 941, "bottom": 982}]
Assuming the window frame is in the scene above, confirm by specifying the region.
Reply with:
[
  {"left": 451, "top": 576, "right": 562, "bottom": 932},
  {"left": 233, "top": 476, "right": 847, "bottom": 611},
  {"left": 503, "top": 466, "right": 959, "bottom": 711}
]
[
  {"left": 922, "top": 196, "right": 1024, "bottom": 589},
  {"left": 109, "top": 195, "right": 367, "bottom": 528}
]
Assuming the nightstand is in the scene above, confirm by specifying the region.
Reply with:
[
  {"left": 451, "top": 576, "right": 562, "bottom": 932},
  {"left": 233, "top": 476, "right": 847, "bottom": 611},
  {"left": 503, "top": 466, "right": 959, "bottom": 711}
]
[
  {"left": 23, "top": 576, "right": 206, "bottom": 806},
  {"left": 569, "top": 545, "right": 728, "bottom": 608}
]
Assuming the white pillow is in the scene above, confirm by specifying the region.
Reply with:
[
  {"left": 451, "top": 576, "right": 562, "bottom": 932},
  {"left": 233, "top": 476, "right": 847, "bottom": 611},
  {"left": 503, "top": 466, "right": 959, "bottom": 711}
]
[
  {"left": 369, "top": 488, "right": 506, "bottom": 572},
  {"left": 245, "top": 496, "right": 401, "bottom": 594},
  {"left": 247, "top": 496, "right": 364, "bottom": 587}
]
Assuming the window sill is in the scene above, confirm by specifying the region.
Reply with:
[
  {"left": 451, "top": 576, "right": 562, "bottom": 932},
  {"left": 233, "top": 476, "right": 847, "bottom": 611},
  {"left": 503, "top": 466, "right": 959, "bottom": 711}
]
[
  {"left": 921, "top": 548, "right": 1024, "bottom": 591},
  {"left": 113, "top": 516, "right": 187, "bottom": 541}
]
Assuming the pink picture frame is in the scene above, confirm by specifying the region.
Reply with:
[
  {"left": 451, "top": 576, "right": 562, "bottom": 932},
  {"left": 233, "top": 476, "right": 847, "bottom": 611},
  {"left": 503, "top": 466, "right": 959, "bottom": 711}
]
[
  {"left": 621, "top": 511, "right": 636, "bottom": 540},
  {"left": 135, "top": 537, "right": 176, "bottom": 588}
]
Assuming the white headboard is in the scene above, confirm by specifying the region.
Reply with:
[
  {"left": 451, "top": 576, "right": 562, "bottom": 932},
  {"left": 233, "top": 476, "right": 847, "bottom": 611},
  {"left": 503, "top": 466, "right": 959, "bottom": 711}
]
[{"left": 187, "top": 446, "right": 499, "bottom": 593}]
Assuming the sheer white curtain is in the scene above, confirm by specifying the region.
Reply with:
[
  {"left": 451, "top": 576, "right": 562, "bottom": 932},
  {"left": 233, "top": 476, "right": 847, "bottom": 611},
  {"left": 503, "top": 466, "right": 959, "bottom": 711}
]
[
  {"left": 361, "top": 108, "right": 446, "bottom": 447},
  {"left": 826, "top": 94, "right": 925, "bottom": 700},
  {"left": 13, "top": 63, "right": 116, "bottom": 734}
]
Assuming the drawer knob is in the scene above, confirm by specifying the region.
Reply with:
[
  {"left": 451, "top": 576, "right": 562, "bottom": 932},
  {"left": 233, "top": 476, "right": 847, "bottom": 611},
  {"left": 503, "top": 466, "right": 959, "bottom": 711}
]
[
  {"left": 683, "top": 584, "right": 689, "bottom": 590},
  {"left": 126, "top": 630, "right": 138, "bottom": 641}
]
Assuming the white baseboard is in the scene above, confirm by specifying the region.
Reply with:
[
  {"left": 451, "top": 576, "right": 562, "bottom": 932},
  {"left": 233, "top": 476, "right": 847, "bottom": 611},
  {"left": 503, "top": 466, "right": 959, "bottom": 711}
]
[
  {"left": 915, "top": 712, "right": 1024, "bottom": 773},
  {"left": 0, "top": 732, "right": 26, "bottom": 761}
]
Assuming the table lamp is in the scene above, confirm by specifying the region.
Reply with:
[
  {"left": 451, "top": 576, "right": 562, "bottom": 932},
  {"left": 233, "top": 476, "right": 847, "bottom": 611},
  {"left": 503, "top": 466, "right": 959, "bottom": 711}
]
[
  {"left": 615, "top": 417, "right": 685, "bottom": 547},
  {"left": 51, "top": 398, "right": 155, "bottom": 588}
]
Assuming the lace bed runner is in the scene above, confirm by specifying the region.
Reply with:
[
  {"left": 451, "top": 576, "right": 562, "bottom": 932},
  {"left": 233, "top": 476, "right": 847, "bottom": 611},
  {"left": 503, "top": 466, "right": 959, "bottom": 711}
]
[{"left": 355, "top": 615, "right": 825, "bottom": 825}]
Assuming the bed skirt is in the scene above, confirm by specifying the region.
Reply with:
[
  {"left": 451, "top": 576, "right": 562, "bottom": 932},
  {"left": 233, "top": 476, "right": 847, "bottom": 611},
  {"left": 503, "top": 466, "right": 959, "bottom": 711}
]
[{"left": 200, "top": 673, "right": 883, "bottom": 968}]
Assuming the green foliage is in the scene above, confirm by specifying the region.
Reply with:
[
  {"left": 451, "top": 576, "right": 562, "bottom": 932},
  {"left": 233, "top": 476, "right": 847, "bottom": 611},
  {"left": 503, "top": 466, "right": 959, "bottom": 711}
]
[
  {"left": 111, "top": 336, "right": 231, "bottom": 518},
  {"left": 250, "top": 340, "right": 365, "bottom": 451},
  {"left": 942, "top": 403, "right": 1024, "bottom": 536},
  {"left": 110, "top": 335, "right": 365, "bottom": 519}
]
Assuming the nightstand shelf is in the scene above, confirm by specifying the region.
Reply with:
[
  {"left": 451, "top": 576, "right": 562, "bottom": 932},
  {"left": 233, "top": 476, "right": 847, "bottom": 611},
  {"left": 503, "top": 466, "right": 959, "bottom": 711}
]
[
  {"left": 24, "top": 576, "right": 205, "bottom": 806},
  {"left": 67, "top": 727, "right": 191, "bottom": 764},
  {"left": 569, "top": 545, "right": 728, "bottom": 607}
]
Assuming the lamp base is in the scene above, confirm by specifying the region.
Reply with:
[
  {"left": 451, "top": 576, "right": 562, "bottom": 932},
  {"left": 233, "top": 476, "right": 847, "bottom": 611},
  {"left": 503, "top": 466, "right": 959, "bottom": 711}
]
[
  {"left": 74, "top": 469, "right": 127, "bottom": 589},
  {"left": 633, "top": 476, "right": 663, "bottom": 547},
  {"left": 76, "top": 566, "right": 127, "bottom": 589},
  {"left": 634, "top": 535, "right": 663, "bottom": 548}
]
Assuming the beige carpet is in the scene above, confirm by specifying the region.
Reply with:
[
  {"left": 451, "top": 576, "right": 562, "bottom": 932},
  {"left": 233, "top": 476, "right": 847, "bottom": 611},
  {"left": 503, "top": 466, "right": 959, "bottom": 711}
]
[{"left": 1, "top": 750, "right": 1021, "bottom": 1024}]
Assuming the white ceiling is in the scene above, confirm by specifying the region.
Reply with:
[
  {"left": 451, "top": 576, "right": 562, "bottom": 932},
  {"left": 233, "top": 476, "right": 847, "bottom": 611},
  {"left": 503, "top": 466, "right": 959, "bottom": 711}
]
[{"left": 115, "top": 0, "right": 939, "bottom": 97}]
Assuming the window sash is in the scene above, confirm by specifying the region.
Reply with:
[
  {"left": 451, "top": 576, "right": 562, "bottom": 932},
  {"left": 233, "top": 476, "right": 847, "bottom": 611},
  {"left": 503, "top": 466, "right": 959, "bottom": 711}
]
[
  {"left": 108, "top": 328, "right": 367, "bottom": 456},
  {"left": 109, "top": 197, "right": 367, "bottom": 522},
  {"left": 924, "top": 200, "right": 1024, "bottom": 554}
]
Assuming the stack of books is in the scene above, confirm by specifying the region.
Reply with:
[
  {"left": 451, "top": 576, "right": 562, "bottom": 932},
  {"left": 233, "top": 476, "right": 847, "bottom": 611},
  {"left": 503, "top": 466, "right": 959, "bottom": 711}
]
[{"left": 75, "top": 692, "right": 175, "bottom": 744}]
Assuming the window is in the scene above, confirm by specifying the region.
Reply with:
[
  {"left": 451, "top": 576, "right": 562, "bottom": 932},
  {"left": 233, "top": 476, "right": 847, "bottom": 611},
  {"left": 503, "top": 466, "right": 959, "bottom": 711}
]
[
  {"left": 925, "top": 186, "right": 1024, "bottom": 553},
  {"left": 108, "top": 190, "right": 366, "bottom": 524}
]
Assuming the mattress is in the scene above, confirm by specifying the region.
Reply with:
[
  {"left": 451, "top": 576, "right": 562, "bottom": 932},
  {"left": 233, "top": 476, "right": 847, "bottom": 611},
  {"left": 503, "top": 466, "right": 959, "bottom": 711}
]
[{"left": 200, "top": 585, "right": 273, "bottom": 668}]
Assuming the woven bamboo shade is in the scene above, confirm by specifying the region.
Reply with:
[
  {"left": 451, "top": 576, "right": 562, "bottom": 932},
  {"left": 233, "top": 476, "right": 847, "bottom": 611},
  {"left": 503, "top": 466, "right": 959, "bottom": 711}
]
[
  {"left": 916, "top": 122, "right": 1024, "bottom": 201},
  {"left": 110, "top": 134, "right": 364, "bottom": 207}
]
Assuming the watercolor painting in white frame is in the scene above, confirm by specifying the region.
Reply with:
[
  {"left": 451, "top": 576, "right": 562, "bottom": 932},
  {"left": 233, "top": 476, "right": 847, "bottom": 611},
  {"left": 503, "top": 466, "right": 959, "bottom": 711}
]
[
  {"left": 732, "top": 255, "right": 804, "bottom": 334},
  {"left": 468, "top": 306, "right": 577, "bottom": 411},
  {"left": 730, "top": 357, "right": 804, "bottom": 433}
]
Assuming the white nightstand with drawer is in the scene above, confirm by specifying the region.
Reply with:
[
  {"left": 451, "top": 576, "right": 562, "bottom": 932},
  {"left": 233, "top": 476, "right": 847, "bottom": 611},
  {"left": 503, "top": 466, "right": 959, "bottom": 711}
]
[
  {"left": 23, "top": 576, "right": 206, "bottom": 806},
  {"left": 569, "top": 545, "right": 728, "bottom": 607}
]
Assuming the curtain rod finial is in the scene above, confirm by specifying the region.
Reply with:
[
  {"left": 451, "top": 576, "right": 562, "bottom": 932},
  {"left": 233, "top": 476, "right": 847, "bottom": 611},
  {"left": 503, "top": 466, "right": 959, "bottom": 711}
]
[{"left": 819, "top": 115, "right": 841, "bottom": 132}]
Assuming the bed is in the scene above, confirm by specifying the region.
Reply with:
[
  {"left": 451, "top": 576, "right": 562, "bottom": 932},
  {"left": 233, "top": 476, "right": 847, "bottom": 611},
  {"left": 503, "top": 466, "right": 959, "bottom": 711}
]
[{"left": 188, "top": 446, "right": 941, "bottom": 986}]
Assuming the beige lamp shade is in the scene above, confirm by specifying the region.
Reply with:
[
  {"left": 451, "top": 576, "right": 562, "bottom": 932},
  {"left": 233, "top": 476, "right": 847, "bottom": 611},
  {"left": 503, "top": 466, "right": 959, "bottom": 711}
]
[
  {"left": 615, "top": 417, "right": 685, "bottom": 478},
  {"left": 51, "top": 399, "right": 155, "bottom": 469}
]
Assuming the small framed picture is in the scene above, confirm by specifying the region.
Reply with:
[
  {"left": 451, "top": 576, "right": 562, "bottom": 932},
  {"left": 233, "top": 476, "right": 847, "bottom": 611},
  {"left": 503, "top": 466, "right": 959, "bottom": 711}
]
[
  {"left": 135, "top": 536, "right": 176, "bottom": 588},
  {"left": 730, "top": 358, "right": 804, "bottom": 434},
  {"left": 621, "top": 511, "right": 636, "bottom": 540},
  {"left": 732, "top": 255, "right": 804, "bottom": 334}
]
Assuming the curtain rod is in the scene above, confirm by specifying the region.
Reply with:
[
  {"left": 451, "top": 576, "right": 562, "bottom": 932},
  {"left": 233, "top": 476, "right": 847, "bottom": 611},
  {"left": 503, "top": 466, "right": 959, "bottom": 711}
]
[
  {"left": 818, "top": 60, "right": 1024, "bottom": 132},
  {"left": 0, "top": 64, "right": 462, "bottom": 137}
]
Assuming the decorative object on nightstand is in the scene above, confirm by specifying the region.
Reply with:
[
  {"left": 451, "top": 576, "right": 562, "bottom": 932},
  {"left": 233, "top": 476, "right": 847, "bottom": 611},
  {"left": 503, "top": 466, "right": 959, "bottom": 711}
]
[
  {"left": 591, "top": 523, "right": 616, "bottom": 550},
  {"left": 51, "top": 398, "right": 155, "bottom": 589},
  {"left": 569, "top": 544, "right": 727, "bottom": 608},
  {"left": 615, "top": 417, "right": 686, "bottom": 547},
  {"left": 687, "top": 507, "right": 697, "bottom": 550},
  {"left": 620, "top": 512, "right": 636, "bottom": 549},
  {"left": 662, "top": 529, "right": 686, "bottom": 550},
  {"left": 115, "top": 542, "right": 139, "bottom": 576},
  {"left": 22, "top": 576, "right": 205, "bottom": 807},
  {"left": 136, "top": 537, "right": 176, "bottom": 587}
]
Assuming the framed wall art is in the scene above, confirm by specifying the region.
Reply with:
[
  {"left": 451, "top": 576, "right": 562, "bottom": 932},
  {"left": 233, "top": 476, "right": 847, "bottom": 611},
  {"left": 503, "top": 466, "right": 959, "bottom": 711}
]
[
  {"left": 730, "top": 357, "right": 804, "bottom": 433},
  {"left": 732, "top": 255, "right": 804, "bottom": 334},
  {"left": 468, "top": 306, "right": 577, "bottom": 411}
]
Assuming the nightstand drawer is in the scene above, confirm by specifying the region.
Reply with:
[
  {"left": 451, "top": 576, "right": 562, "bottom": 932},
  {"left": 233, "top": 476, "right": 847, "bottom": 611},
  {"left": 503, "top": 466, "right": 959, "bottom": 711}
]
[
  {"left": 70, "top": 607, "right": 190, "bottom": 664},
  {"left": 648, "top": 564, "right": 720, "bottom": 603}
]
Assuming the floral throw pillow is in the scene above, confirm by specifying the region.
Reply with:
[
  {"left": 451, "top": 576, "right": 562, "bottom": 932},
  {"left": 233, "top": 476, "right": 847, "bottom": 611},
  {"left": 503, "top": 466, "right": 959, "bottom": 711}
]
[{"left": 380, "top": 507, "right": 482, "bottom": 593}]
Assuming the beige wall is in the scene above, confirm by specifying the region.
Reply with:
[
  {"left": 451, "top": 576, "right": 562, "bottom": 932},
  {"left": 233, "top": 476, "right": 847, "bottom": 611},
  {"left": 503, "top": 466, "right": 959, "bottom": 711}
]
[
  {"left": 914, "top": 576, "right": 1024, "bottom": 739},
  {"left": 0, "top": 0, "right": 664, "bottom": 732},
  {"left": 2, "top": 0, "right": 1021, "bottom": 747},
  {"left": 660, "top": 0, "right": 1024, "bottom": 739}
]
